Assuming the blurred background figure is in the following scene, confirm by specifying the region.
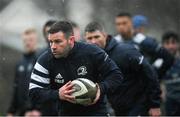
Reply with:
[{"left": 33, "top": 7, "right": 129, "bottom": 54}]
[
  {"left": 132, "top": 14, "right": 175, "bottom": 79},
  {"left": 7, "top": 28, "right": 41, "bottom": 116},
  {"left": 161, "top": 31, "right": 180, "bottom": 116},
  {"left": 132, "top": 15, "right": 148, "bottom": 34},
  {"left": 42, "top": 20, "right": 57, "bottom": 49},
  {"left": 114, "top": 13, "right": 174, "bottom": 79},
  {"left": 162, "top": 31, "right": 180, "bottom": 56},
  {"left": 71, "top": 21, "right": 82, "bottom": 42},
  {"left": 114, "top": 12, "right": 133, "bottom": 42}
]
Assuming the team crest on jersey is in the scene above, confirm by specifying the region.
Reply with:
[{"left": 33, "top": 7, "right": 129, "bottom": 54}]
[
  {"left": 55, "top": 73, "right": 64, "bottom": 84},
  {"left": 77, "top": 66, "right": 87, "bottom": 76}
]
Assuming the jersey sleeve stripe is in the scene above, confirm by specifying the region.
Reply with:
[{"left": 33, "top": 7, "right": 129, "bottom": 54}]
[
  {"left": 34, "top": 62, "right": 49, "bottom": 74},
  {"left": 33, "top": 69, "right": 49, "bottom": 78},
  {"left": 29, "top": 83, "right": 43, "bottom": 90},
  {"left": 30, "top": 79, "right": 49, "bottom": 88},
  {"left": 31, "top": 73, "right": 50, "bottom": 84},
  {"left": 139, "top": 56, "right": 144, "bottom": 64}
]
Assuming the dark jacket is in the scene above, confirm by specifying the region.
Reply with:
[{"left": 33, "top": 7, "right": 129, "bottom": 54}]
[
  {"left": 163, "top": 57, "right": 180, "bottom": 102},
  {"left": 105, "top": 36, "right": 161, "bottom": 112},
  {"left": 8, "top": 52, "right": 38, "bottom": 115},
  {"left": 29, "top": 42, "right": 123, "bottom": 116},
  {"left": 133, "top": 33, "right": 174, "bottom": 79},
  {"left": 115, "top": 33, "right": 174, "bottom": 79}
]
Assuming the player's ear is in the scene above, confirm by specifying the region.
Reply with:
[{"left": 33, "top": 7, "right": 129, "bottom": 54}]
[
  {"left": 102, "top": 32, "right": 107, "bottom": 38},
  {"left": 68, "top": 36, "right": 75, "bottom": 44}
]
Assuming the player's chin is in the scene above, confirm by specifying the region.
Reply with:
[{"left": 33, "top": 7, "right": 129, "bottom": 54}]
[{"left": 53, "top": 54, "right": 62, "bottom": 58}]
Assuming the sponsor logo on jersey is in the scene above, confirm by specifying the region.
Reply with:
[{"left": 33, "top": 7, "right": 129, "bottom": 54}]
[{"left": 55, "top": 73, "right": 64, "bottom": 83}]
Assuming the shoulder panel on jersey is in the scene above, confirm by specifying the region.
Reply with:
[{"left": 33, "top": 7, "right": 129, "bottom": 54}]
[
  {"left": 126, "top": 47, "right": 145, "bottom": 66},
  {"left": 133, "top": 33, "right": 146, "bottom": 44},
  {"left": 77, "top": 42, "right": 106, "bottom": 58}
]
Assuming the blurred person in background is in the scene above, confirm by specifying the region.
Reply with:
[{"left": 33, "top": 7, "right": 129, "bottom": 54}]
[
  {"left": 7, "top": 28, "right": 41, "bottom": 116},
  {"left": 84, "top": 22, "right": 161, "bottom": 116},
  {"left": 132, "top": 15, "right": 148, "bottom": 34},
  {"left": 43, "top": 20, "right": 57, "bottom": 49},
  {"left": 161, "top": 31, "right": 180, "bottom": 116},
  {"left": 114, "top": 12, "right": 174, "bottom": 79},
  {"left": 70, "top": 21, "right": 83, "bottom": 42}
]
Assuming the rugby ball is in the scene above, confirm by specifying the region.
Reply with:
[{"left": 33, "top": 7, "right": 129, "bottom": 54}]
[{"left": 71, "top": 78, "right": 97, "bottom": 105}]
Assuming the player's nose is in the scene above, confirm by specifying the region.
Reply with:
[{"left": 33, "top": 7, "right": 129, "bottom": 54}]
[
  {"left": 91, "top": 39, "right": 96, "bottom": 44},
  {"left": 51, "top": 43, "right": 57, "bottom": 49}
]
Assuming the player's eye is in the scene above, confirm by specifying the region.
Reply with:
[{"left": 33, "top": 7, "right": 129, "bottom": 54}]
[
  {"left": 54, "top": 40, "right": 62, "bottom": 44},
  {"left": 49, "top": 41, "right": 53, "bottom": 45},
  {"left": 123, "top": 22, "right": 127, "bottom": 25},
  {"left": 87, "top": 37, "right": 92, "bottom": 40},
  {"left": 116, "top": 23, "right": 121, "bottom": 26},
  {"left": 94, "top": 36, "right": 100, "bottom": 39}
]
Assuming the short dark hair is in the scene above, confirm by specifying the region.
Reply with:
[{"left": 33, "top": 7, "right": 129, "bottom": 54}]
[
  {"left": 48, "top": 21, "right": 74, "bottom": 39},
  {"left": 85, "top": 22, "right": 104, "bottom": 33},
  {"left": 44, "top": 20, "right": 57, "bottom": 28},
  {"left": 162, "top": 31, "right": 179, "bottom": 43},
  {"left": 43, "top": 20, "right": 57, "bottom": 39},
  {"left": 116, "top": 12, "right": 132, "bottom": 18}
]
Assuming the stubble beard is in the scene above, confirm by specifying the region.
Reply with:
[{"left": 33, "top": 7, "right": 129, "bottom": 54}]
[{"left": 54, "top": 44, "right": 72, "bottom": 58}]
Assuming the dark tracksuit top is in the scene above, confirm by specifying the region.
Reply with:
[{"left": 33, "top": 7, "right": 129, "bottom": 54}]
[
  {"left": 105, "top": 36, "right": 161, "bottom": 115},
  {"left": 8, "top": 52, "right": 38, "bottom": 115},
  {"left": 115, "top": 33, "right": 174, "bottom": 79},
  {"left": 133, "top": 33, "right": 174, "bottom": 79},
  {"left": 163, "top": 57, "right": 180, "bottom": 115},
  {"left": 29, "top": 42, "right": 123, "bottom": 116},
  {"left": 163, "top": 57, "right": 180, "bottom": 101}
]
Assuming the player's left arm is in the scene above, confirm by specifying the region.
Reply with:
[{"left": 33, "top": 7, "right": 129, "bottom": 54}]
[{"left": 141, "top": 59, "right": 161, "bottom": 116}]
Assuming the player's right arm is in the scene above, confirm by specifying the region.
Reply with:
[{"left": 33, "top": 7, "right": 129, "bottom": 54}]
[
  {"left": 29, "top": 52, "right": 59, "bottom": 104},
  {"left": 29, "top": 52, "right": 74, "bottom": 104}
]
